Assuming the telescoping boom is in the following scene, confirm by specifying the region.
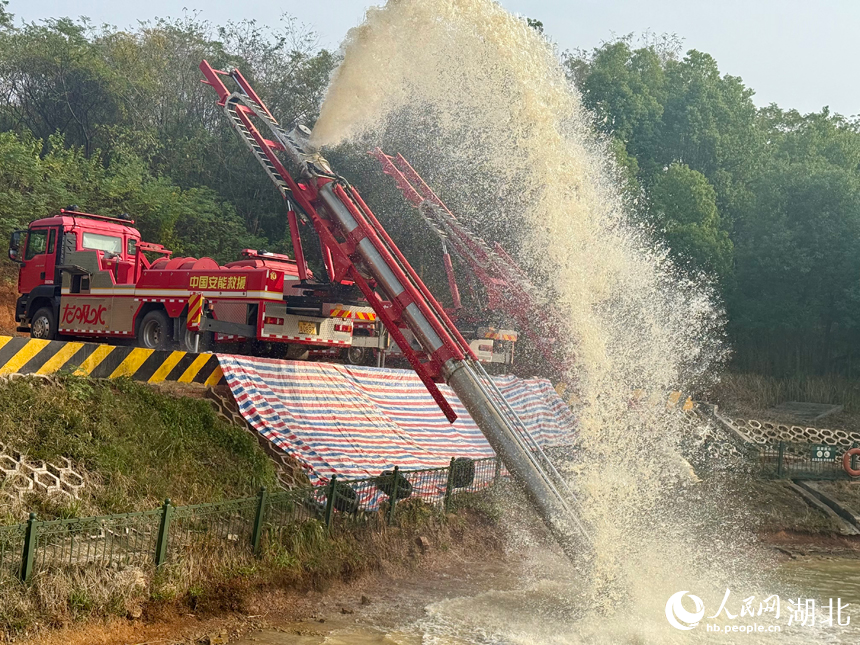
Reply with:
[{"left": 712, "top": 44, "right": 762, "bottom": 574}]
[
  {"left": 371, "top": 149, "right": 575, "bottom": 384},
  {"left": 199, "top": 61, "right": 589, "bottom": 556}
]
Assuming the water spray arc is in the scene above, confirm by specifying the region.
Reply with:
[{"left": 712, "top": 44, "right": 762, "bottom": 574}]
[{"left": 199, "top": 60, "right": 590, "bottom": 556}]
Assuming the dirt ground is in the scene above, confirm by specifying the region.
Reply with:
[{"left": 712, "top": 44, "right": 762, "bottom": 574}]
[
  {"left": 762, "top": 530, "right": 860, "bottom": 558},
  {"left": 0, "top": 265, "right": 20, "bottom": 336}
]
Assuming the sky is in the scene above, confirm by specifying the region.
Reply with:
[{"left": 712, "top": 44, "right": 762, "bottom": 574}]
[{"left": 6, "top": 0, "right": 857, "bottom": 117}]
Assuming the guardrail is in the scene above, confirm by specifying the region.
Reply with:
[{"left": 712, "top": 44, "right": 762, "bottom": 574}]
[{"left": 0, "top": 456, "right": 500, "bottom": 584}]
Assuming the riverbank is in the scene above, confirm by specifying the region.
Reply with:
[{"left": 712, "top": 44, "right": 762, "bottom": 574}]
[
  {"left": 18, "top": 502, "right": 520, "bottom": 645},
  {"left": 17, "top": 476, "right": 860, "bottom": 645},
  {"left": 9, "top": 374, "right": 860, "bottom": 643}
]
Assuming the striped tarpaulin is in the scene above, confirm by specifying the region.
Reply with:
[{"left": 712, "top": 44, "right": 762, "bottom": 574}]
[{"left": 218, "top": 356, "right": 576, "bottom": 484}]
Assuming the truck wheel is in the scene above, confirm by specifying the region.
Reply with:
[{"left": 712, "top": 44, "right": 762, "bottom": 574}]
[
  {"left": 345, "top": 346, "right": 366, "bottom": 365},
  {"left": 345, "top": 329, "right": 370, "bottom": 365},
  {"left": 137, "top": 310, "right": 172, "bottom": 350},
  {"left": 30, "top": 307, "right": 57, "bottom": 340},
  {"left": 179, "top": 324, "right": 212, "bottom": 353}
]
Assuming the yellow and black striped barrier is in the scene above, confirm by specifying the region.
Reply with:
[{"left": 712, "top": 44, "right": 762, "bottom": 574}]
[{"left": 0, "top": 336, "right": 224, "bottom": 385}]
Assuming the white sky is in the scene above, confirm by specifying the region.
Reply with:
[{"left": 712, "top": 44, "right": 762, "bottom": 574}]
[{"left": 7, "top": 0, "right": 857, "bottom": 117}]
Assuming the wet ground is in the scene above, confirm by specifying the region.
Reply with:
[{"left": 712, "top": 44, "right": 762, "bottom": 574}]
[
  {"left": 233, "top": 552, "right": 860, "bottom": 645},
  {"left": 232, "top": 551, "right": 568, "bottom": 645}
]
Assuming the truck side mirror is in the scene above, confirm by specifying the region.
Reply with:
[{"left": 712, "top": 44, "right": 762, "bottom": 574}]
[{"left": 8, "top": 231, "right": 23, "bottom": 263}]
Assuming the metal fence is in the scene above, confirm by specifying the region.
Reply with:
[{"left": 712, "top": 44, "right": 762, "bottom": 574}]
[
  {"left": 755, "top": 441, "right": 858, "bottom": 480},
  {"left": 0, "top": 456, "right": 500, "bottom": 585}
]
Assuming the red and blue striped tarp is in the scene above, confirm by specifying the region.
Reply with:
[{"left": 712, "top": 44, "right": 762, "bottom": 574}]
[{"left": 218, "top": 356, "right": 576, "bottom": 484}]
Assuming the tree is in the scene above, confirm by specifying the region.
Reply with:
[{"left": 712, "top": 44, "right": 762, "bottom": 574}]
[
  {"left": 565, "top": 40, "right": 762, "bottom": 229},
  {"left": 0, "top": 131, "right": 264, "bottom": 263},
  {"left": 0, "top": 19, "right": 129, "bottom": 155},
  {"left": 728, "top": 109, "right": 860, "bottom": 373},
  {"left": 650, "top": 163, "right": 733, "bottom": 279},
  {"left": 0, "top": 14, "right": 336, "bottom": 256},
  {"left": 526, "top": 18, "right": 544, "bottom": 33},
  {"left": 565, "top": 39, "right": 666, "bottom": 166},
  {"left": 0, "top": 1, "right": 12, "bottom": 29}
]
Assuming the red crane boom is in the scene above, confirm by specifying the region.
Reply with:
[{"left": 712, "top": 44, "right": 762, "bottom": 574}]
[
  {"left": 370, "top": 149, "right": 574, "bottom": 382},
  {"left": 199, "top": 60, "right": 589, "bottom": 558}
]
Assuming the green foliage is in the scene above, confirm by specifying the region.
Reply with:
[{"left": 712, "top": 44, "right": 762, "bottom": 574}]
[
  {"left": 0, "top": 14, "right": 334, "bottom": 259},
  {"left": 0, "top": 9, "right": 855, "bottom": 378},
  {"left": 565, "top": 39, "right": 752, "bottom": 296},
  {"left": 0, "top": 2, "right": 11, "bottom": 30},
  {"left": 567, "top": 36, "right": 860, "bottom": 376},
  {"left": 0, "top": 18, "right": 126, "bottom": 154},
  {"left": 650, "top": 163, "right": 733, "bottom": 278},
  {"left": 526, "top": 18, "right": 544, "bottom": 33},
  {"left": 0, "top": 376, "right": 277, "bottom": 516},
  {"left": 568, "top": 40, "right": 667, "bottom": 160},
  {"left": 0, "top": 130, "right": 264, "bottom": 262},
  {"left": 726, "top": 109, "right": 860, "bottom": 373}
]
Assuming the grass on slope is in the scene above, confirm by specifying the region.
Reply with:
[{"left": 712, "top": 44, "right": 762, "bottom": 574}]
[{"left": 0, "top": 375, "right": 276, "bottom": 520}]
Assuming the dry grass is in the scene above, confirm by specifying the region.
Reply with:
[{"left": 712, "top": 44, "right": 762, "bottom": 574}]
[
  {"left": 710, "top": 372, "right": 860, "bottom": 413},
  {"left": 0, "top": 492, "right": 504, "bottom": 639},
  {"left": 813, "top": 481, "right": 860, "bottom": 513},
  {"left": 708, "top": 373, "right": 860, "bottom": 433},
  {"left": 0, "top": 264, "right": 21, "bottom": 337},
  {"left": 740, "top": 479, "right": 842, "bottom": 534},
  {"left": 0, "top": 565, "right": 150, "bottom": 633}
]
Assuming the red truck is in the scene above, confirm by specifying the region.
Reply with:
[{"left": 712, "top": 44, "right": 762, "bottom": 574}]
[{"left": 8, "top": 208, "right": 377, "bottom": 358}]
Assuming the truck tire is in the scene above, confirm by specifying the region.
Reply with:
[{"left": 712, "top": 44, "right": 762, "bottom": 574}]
[
  {"left": 137, "top": 310, "right": 172, "bottom": 350},
  {"left": 179, "top": 323, "right": 213, "bottom": 354},
  {"left": 345, "top": 345, "right": 366, "bottom": 365},
  {"left": 329, "top": 481, "right": 359, "bottom": 514},
  {"left": 450, "top": 457, "right": 476, "bottom": 488},
  {"left": 344, "top": 328, "right": 371, "bottom": 365},
  {"left": 30, "top": 307, "right": 57, "bottom": 340},
  {"left": 375, "top": 469, "right": 413, "bottom": 500}
]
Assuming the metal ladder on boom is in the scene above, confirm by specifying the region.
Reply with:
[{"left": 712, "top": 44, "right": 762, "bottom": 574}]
[{"left": 199, "top": 60, "right": 590, "bottom": 557}]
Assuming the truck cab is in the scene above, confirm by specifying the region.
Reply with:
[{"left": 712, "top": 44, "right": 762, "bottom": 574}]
[{"left": 9, "top": 209, "right": 140, "bottom": 339}]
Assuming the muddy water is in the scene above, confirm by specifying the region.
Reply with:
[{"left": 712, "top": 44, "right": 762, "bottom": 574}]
[
  {"left": 780, "top": 557, "right": 860, "bottom": 605},
  {"left": 235, "top": 555, "right": 860, "bottom": 644}
]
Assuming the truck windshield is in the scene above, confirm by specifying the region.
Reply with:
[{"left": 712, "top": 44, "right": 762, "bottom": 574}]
[{"left": 82, "top": 232, "right": 122, "bottom": 255}]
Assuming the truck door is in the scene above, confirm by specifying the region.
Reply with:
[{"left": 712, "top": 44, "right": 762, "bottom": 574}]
[{"left": 18, "top": 227, "right": 59, "bottom": 295}]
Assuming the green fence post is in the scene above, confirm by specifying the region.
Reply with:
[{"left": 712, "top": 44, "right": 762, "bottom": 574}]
[
  {"left": 251, "top": 486, "right": 268, "bottom": 557},
  {"left": 154, "top": 499, "right": 173, "bottom": 567},
  {"left": 387, "top": 466, "right": 400, "bottom": 526},
  {"left": 324, "top": 476, "right": 337, "bottom": 529},
  {"left": 19, "top": 513, "right": 38, "bottom": 583},
  {"left": 444, "top": 457, "right": 456, "bottom": 512},
  {"left": 776, "top": 442, "right": 785, "bottom": 479}
]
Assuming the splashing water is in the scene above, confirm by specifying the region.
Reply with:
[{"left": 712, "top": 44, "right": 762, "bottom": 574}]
[{"left": 312, "top": 1, "right": 784, "bottom": 642}]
